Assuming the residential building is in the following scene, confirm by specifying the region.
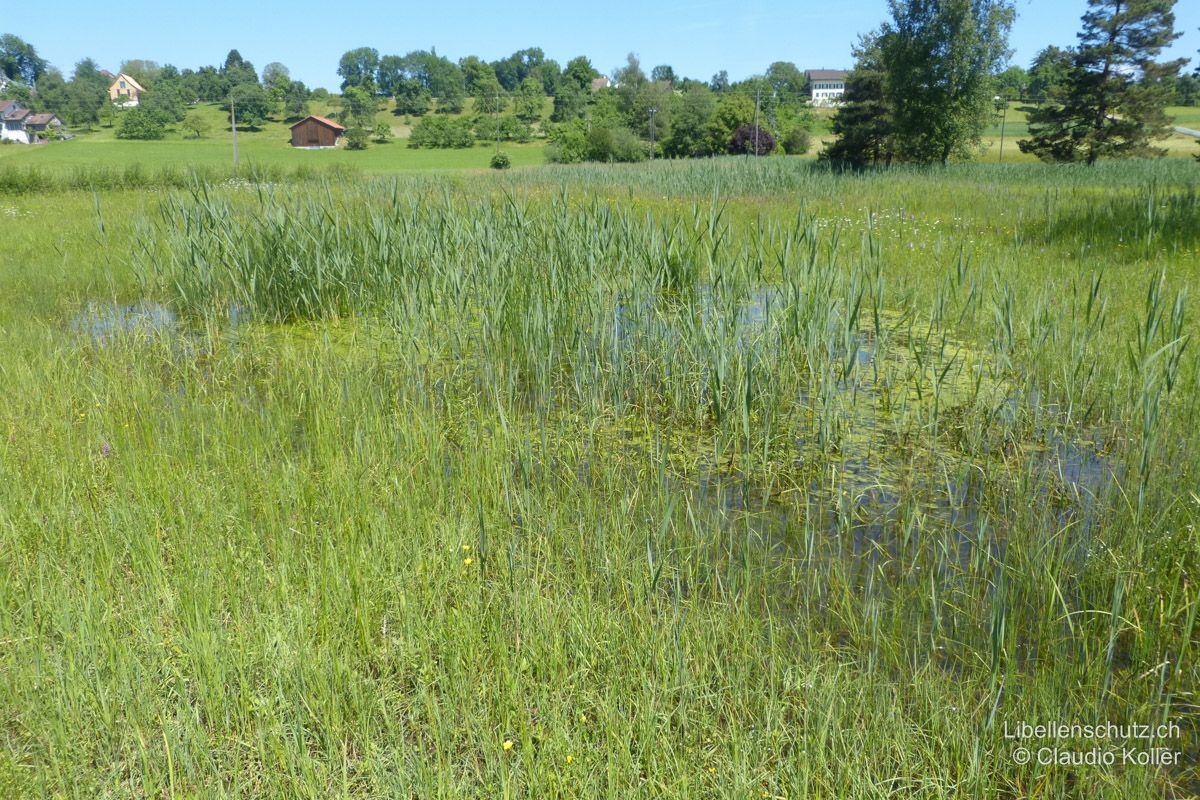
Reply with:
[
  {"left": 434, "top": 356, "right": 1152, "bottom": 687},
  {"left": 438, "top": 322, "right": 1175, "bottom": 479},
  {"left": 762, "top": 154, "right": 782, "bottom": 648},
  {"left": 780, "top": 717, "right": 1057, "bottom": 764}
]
[
  {"left": 25, "top": 113, "right": 64, "bottom": 141},
  {"left": 0, "top": 100, "right": 66, "bottom": 143},
  {"left": 1, "top": 100, "right": 32, "bottom": 144},
  {"left": 805, "top": 70, "right": 849, "bottom": 106},
  {"left": 108, "top": 73, "right": 145, "bottom": 106}
]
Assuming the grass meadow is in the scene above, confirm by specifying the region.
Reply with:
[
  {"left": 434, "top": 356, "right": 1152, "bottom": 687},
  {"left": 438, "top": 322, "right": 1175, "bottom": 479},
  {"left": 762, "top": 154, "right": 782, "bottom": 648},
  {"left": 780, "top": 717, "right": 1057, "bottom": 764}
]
[
  {"left": 0, "top": 156, "right": 1199, "bottom": 798},
  {"left": 0, "top": 99, "right": 548, "bottom": 175}
]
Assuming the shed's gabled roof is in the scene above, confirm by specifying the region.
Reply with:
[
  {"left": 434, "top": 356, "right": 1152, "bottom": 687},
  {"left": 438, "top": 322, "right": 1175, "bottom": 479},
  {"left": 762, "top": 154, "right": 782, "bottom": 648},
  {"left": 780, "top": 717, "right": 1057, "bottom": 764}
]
[
  {"left": 26, "top": 113, "right": 61, "bottom": 126},
  {"left": 290, "top": 115, "right": 346, "bottom": 131}
]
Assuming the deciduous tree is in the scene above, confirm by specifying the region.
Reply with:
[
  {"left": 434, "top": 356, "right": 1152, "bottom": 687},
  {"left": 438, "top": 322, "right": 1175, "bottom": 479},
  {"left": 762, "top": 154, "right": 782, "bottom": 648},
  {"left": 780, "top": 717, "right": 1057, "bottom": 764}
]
[
  {"left": 663, "top": 85, "right": 717, "bottom": 157},
  {"left": 0, "top": 34, "right": 47, "bottom": 85},
  {"left": 880, "top": 0, "right": 1015, "bottom": 164},
  {"left": 1027, "top": 46, "right": 1074, "bottom": 101},
  {"left": 225, "top": 82, "right": 273, "bottom": 129},
  {"left": 514, "top": 76, "right": 544, "bottom": 122},
  {"left": 338, "top": 47, "right": 379, "bottom": 92}
]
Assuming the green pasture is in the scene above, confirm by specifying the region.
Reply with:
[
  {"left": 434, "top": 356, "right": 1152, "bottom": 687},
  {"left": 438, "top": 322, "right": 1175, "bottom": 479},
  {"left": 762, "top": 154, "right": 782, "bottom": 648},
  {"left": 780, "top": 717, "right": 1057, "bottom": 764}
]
[{"left": 0, "top": 100, "right": 547, "bottom": 173}]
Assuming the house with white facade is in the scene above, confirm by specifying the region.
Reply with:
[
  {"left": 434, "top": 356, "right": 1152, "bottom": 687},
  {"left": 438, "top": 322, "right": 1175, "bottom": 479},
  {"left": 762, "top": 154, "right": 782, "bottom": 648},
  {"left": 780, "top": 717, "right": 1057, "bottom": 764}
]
[
  {"left": 0, "top": 100, "right": 65, "bottom": 144},
  {"left": 806, "top": 70, "right": 849, "bottom": 106},
  {"left": 1, "top": 100, "right": 32, "bottom": 144}
]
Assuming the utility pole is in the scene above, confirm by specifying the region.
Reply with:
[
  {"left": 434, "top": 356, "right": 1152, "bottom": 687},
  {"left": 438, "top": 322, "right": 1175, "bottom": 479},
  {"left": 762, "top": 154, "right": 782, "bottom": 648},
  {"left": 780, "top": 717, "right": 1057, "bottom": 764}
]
[
  {"left": 997, "top": 96, "right": 1008, "bottom": 164},
  {"left": 752, "top": 89, "right": 761, "bottom": 156},
  {"left": 494, "top": 93, "right": 501, "bottom": 152},
  {"left": 230, "top": 99, "right": 239, "bottom": 170},
  {"left": 648, "top": 106, "right": 657, "bottom": 160}
]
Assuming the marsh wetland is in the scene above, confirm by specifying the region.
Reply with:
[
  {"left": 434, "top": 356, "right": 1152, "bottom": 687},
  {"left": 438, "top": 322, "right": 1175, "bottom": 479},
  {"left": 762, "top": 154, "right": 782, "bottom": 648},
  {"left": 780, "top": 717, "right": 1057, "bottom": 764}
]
[{"left": 1, "top": 158, "right": 1198, "bottom": 797}]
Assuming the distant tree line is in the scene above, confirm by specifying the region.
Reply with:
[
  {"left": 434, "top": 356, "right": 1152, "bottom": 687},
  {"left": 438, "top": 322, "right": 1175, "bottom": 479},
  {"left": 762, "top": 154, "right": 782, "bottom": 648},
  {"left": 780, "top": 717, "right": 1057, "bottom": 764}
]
[{"left": 333, "top": 45, "right": 818, "bottom": 157}]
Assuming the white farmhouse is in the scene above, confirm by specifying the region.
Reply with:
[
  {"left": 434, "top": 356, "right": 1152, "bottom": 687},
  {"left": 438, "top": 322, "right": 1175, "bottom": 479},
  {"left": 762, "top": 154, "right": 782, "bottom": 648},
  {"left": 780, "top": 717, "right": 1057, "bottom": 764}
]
[
  {"left": 0, "top": 100, "right": 65, "bottom": 144},
  {"left": 806, "top": 69, "right": 849, "bottom": 106},
  {"left": 1, "top": 99, "right": 32, "bottom": 144}
]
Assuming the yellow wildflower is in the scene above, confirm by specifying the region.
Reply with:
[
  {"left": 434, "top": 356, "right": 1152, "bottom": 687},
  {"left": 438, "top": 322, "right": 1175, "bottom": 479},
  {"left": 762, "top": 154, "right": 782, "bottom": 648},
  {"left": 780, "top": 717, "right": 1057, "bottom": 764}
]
[{"left": 502, "top": 739, "right": 514, "bottom": 751}]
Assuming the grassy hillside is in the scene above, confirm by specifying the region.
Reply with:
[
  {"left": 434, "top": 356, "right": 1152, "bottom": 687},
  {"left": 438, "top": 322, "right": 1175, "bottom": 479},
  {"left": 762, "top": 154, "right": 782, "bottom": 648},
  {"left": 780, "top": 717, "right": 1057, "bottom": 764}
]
[{"left": 0, "top": 100, "right": 548, "bottom": 173}]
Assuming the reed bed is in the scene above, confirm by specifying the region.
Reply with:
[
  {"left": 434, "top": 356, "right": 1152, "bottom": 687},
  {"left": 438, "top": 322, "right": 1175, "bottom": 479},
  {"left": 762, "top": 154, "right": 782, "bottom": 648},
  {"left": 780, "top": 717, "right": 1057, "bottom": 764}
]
[{"left": 0, "top": 160, "right": 1197, "bottom": 798}]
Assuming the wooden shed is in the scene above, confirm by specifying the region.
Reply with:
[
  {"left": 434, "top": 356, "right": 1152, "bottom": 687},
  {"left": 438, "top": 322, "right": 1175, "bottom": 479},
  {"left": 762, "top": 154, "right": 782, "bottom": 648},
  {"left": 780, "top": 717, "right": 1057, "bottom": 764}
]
[{"left": 289, "top": 115, "right": 345, "bottom": 148}]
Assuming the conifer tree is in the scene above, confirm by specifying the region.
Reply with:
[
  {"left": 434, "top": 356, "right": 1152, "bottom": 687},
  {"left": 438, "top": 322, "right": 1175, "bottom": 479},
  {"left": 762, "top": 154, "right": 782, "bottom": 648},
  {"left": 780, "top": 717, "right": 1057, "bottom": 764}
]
[{"left": 1019, "top": 0, "right": 1185, "bottom": 164}]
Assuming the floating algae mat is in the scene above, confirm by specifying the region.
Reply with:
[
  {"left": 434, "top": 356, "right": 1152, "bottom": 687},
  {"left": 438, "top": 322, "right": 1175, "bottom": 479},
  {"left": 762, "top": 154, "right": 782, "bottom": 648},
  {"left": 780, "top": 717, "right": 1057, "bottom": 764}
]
[{"left": 592, "top": 285, "right": 1120, "bottom": 567}]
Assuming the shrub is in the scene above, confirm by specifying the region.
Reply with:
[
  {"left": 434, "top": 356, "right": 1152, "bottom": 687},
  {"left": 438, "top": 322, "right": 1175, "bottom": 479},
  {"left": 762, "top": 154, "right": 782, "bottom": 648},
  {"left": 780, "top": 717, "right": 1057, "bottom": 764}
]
[
  {"left": 490, "top": 151, "right": 511, "bottom": 170},
  {"left": 372, "top": 121, "right": 393, "bottom": 143},
  {"left": 499, "top": 115, "right": 532, "bottom": 143},
  {"left": 781, "top": 126, "right": 812, "bottom": 155},
  {"left": 589, "top": 125, "right": 647, "bottom": 162},
  {"left": 408, "top": 115, "right": 475, "bottom": 149},
  {"left": 545, "top": 120, "right": 647, "bottom": 163},
  {"left": 729, "top": 124, "right": 775, "bottom": 156},
  {"left": 116, "top": 106, "right": 167, "bottom": 140},
  {"left": 545, "top": 122, "right": 589, "bottom": 163},
  {"left": 344, "top": 126, "right": 369, "bottom": 150}
]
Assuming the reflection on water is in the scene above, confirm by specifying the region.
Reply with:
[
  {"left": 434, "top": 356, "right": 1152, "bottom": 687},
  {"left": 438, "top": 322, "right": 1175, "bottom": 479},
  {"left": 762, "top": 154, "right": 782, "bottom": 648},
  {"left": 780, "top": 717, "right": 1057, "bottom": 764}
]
[
  {"left": 70, "top": 301, "right": 248, "bottom": 346},
  {"left": 70, "top": 302, "right": 176, "bottom": 342}
]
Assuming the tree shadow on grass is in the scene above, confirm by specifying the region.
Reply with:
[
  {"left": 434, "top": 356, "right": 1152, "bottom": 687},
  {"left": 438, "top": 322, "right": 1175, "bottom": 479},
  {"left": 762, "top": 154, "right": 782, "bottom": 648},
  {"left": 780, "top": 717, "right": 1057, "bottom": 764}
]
[{"left": 1028, "top": 184, "right": 1200, "bottom": 259}]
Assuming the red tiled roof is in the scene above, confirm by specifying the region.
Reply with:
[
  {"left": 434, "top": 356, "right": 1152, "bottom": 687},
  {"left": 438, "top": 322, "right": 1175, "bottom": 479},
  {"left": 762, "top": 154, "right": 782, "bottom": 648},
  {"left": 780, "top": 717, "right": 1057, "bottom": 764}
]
[{"left": 290, "top": 115, "right": 346, "bottom": 131}]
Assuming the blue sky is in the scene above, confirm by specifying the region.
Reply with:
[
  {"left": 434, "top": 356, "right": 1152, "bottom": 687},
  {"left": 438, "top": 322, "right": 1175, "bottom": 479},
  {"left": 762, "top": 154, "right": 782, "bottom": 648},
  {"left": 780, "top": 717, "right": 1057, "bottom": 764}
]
[{"left": 6, "top": 0, "right": 1199, "bottom": 90}]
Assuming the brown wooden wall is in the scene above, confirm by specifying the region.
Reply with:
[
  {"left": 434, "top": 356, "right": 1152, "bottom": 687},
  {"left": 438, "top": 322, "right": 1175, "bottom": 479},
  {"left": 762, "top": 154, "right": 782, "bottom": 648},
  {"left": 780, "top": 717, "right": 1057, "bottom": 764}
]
[{"left": 291, "top": 119, "right": 340, "bottom": 148}]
